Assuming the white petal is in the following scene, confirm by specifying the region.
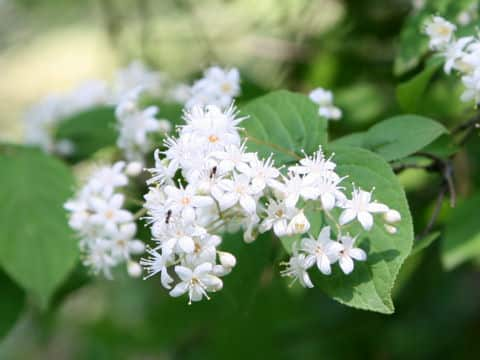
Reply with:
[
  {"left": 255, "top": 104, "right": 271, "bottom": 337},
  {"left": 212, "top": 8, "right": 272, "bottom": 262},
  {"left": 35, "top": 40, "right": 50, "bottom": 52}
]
[
  {"left": 339, "top": 255, "right": 354, "bottom": 274},
  {"left": 339, "top": 209, "right": 356, "bottom": 225},
  {"left": 317, "top": 255, "right": 332, "bottom": 275},
  {"left": 239, "top": 195, "right": 256, "bottom": 213},
  {"left": 301, "top": 271, "right": 314, "bottom": 288},
  {"left": 161, "top": 268, "right": 174, "bottom": 289},
  {"left": 192, "top": 195, "right": 214, "bottom": 207},
  {"left": 357, "top": 211, "right": 374, "bottom": 230},
  {"left": 321, "top": 192, "right": 336, "bottom": 211},
  {"left": 169, "top": 281, "right": 189, "bottom": 297},
  {"left": 174, "top": 266, "right": 193, "bottom": 281},
  {"left": 178, "top": 236, "right": 195, "bottom": 253},
  {"left": 349, "top": 248, "right": 367, "bottom": 261}
]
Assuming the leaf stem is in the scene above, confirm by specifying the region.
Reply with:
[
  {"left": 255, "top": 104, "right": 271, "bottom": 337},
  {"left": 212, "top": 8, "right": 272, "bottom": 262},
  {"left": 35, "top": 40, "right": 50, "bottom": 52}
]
[{"left": 242, "top": 130, "right": 302, "bottom": 160}]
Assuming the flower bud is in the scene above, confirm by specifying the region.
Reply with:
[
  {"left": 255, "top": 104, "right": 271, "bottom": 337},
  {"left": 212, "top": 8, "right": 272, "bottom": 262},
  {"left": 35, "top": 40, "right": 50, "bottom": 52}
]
[
  {"left": 287, "top": 211, "right": 310, "bottom": 235},
  {"left": 129, "top": 239, "right": 145, "bottom": 254},
  {"left": 384, "top": 224, "right": 397, "bottom": 234},
  {"left": 218, "top": 251, "right": 237, "bottom": 268},
  {"left": 384, "top": 209, "right": 401, "bottom": 224},
  {"left": 213, "top": 264, "right": 231, "bottom": 276},
  {"left": 126, "top": 161, "right": 144, "bottom": 176},
  {"left": 127, "top": 261, "right": 142, "bottom": 278}
]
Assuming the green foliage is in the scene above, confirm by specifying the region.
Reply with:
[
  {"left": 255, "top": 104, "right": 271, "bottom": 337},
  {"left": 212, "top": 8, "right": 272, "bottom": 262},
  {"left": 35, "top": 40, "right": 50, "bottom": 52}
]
[
  {"left": 0, "top": 271, "right": 24, "bottom": 340},
  {"left": 0, "top": 145, "right": 78, "bottom": 308},
  {"left": 332, "top": 115, "right": 448, "bottom": 162},
  {"left": 312, "top": 145, "right": 414, "bottom": 314},
  {"left": 55, "top": 106, "right": 117, "bottom": 162},
  {"left": 412, "top": 231, "right": 441, "bottom": 256},
  {"left": 442, "top": 193, "right": 480, "bottom": 270},
  {"left": 396, "top": 58, "right": 442, "bottom": 113},
  {"left": 241, "top": 90, "right": 328, "bottom": 164},
  {"left": 363, "top": 115, "right": 448, "bottom": 161}
]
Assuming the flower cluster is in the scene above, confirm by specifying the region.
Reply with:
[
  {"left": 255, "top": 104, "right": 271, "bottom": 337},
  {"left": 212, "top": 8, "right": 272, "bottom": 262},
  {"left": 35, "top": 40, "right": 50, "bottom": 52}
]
[
  {"left": 141, "top": 102, "right": 400, "bottom": 303},
  {"left": 24, "top": 80, "right": 110, "bottom": 155},
  {"left": 115, "top": 87, "right": 172, "bottom": 162},
  {"left": 111, "top": 60, "right": 165, "bottom": 102},
  {"left": 425, "top": 15, "right": 480, "bottom": 104},
  {"left": 309, "top": 87, "right": 342, "bottom": 121},
  {"left": 178, "top": 66, "right": 241, "bottom": 109},
  {"left": 64, "top": 162, "right": 145, "bottom": 278}
]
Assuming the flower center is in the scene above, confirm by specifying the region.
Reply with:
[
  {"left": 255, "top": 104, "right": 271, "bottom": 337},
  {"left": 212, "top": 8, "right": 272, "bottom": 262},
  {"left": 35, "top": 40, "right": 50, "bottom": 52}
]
[
  {"left": 105, "top": 210, "right": 114, "bottom": 219},
  {"left": 275, "top": 209, "right": 284, "bottom": 218},
  {"left": 221, "top": 83, "right": 232, "bottom": 93},
  {"left": 208, "top": 134, "right": 219, "bottom": 143},
  {"left": 181, "top": 197, "right": 191, "bottom": 205}
]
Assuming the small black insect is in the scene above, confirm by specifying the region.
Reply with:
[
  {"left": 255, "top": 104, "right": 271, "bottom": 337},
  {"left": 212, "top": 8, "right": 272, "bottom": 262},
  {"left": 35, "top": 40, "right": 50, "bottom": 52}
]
[
  {"left": 165, "top": 209, "right": 172, "bottom": 224},
  {"left": 209, "top": 166, "right": 217, "bottom": 179}
]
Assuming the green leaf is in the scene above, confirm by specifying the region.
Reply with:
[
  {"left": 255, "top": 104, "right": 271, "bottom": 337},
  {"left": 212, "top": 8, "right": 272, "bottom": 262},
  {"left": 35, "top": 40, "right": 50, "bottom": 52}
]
[
  {"left": 396, "top": 58, "right": 442, "bottom": 113},
  {"left": 0, "top": 270, "right": 24, "bottom": 340},
  {"left": 442, "top": 193, "right": 480, "bottom": 270},
  {"left": 316, "top": 146, "right": 414, "bottom": 314},
  {"left": 363, "top": 115, "right": 448, "bottom": 161},
  {"left": 0, "top": 145, "right": 78, "bottom": 308},
  {"left": 241, "top": 90, "right": 328, "bottom": 164},
  {"left": 55, "top": 106, "right": 117, "bottom": 162},
  {"left": 331, "top": 132, "right": 366, "bottom": 148}
]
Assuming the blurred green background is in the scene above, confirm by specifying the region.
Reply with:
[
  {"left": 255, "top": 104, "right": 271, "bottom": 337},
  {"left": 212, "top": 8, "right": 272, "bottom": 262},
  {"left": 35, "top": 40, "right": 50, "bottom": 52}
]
[{"left": 1, "top": 0, "right": 480, "bottom": 359}]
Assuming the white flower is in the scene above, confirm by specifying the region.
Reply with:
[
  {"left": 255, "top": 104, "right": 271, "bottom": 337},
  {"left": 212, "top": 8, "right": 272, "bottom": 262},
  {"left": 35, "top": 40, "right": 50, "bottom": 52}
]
[
  {"left": 339, "top": 187, "right": 388, "bottom": 230},
  {"left": 112, "top": 60, "right": 163, "bottom": 100},
  {"left": 89, "top": 194, "right": 133, "bottom": 234},
  {"left": 146, "top": 149, "right": 176, "bottom": 186},
  {"left": 441, "top": 36, "right": 473, "bottom": 74},
  {"left": 337, "top": 234, "right": 367, "bottom": 274},
  {"left": 237, "top": 155, "right": 279, "bottom": 193},
  {"left": 281, "top": 247, "right": 314, "bottom": 288},
  {"left": 169, "top": 263, "right": 223, "bottom": 304},
  {"left": 315, "top": 175, "right": 347, "bottom": 211},
  {"left": 186, "top": 66, "right": 240, "bottom": 109},
  {"left": 309, "top": 87, "right": 342, "bottom": 120},
  {"left": 289, "top": 147, "right": 337, "bottom": 182},
  {"left": 212, "top": 173, "right": 257, "bottom": 213},
  {"left": 209, "top": 143, "right": 255, "bottom": 174},
  {"left": 259, "top": 199, "right": 296, "bottom": 237},
  {"left": 88, "top": 162, "right": 128, "bottom": 197},
  {"left": 164, "top": 184, "right": 214, "bottom": 223},
  {"left": 301, "top": 226, "right": 343, "bottom": 275},
  {"left": 460, "top": 68, "right": 480, "bottom": 103},
  {"left": 181, "top": 104, "right": 245, "bottom": 152},
  {"left": 425, "top": 16, "right": 456, "bottom": 50},
  {"left": 83, "top": 238, "right": 117, "bottom": 279},
  {"left": 140, "top": 248, "right": 174, "bottom": 289},
  {"left": 269, "top": 173, "right": 319, "bottom": 208}
]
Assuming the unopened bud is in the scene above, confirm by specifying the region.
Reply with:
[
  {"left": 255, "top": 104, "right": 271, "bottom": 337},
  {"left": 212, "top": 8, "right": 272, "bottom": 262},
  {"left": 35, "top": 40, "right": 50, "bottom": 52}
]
[
  {"left": 126, "top": 161, "right": 144, "bottom": 176},
  {"left": 384, "top": 209, "right": 401, "bottom": 224},
  {"left": 384, "top": 224, "right": 397, "bottom": 234},
  {"left": 127, "top": 261, "right": 142, "bottom": 278},
  {"left": 218, "top": 251, "right": 237, "bottom": 268}
]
